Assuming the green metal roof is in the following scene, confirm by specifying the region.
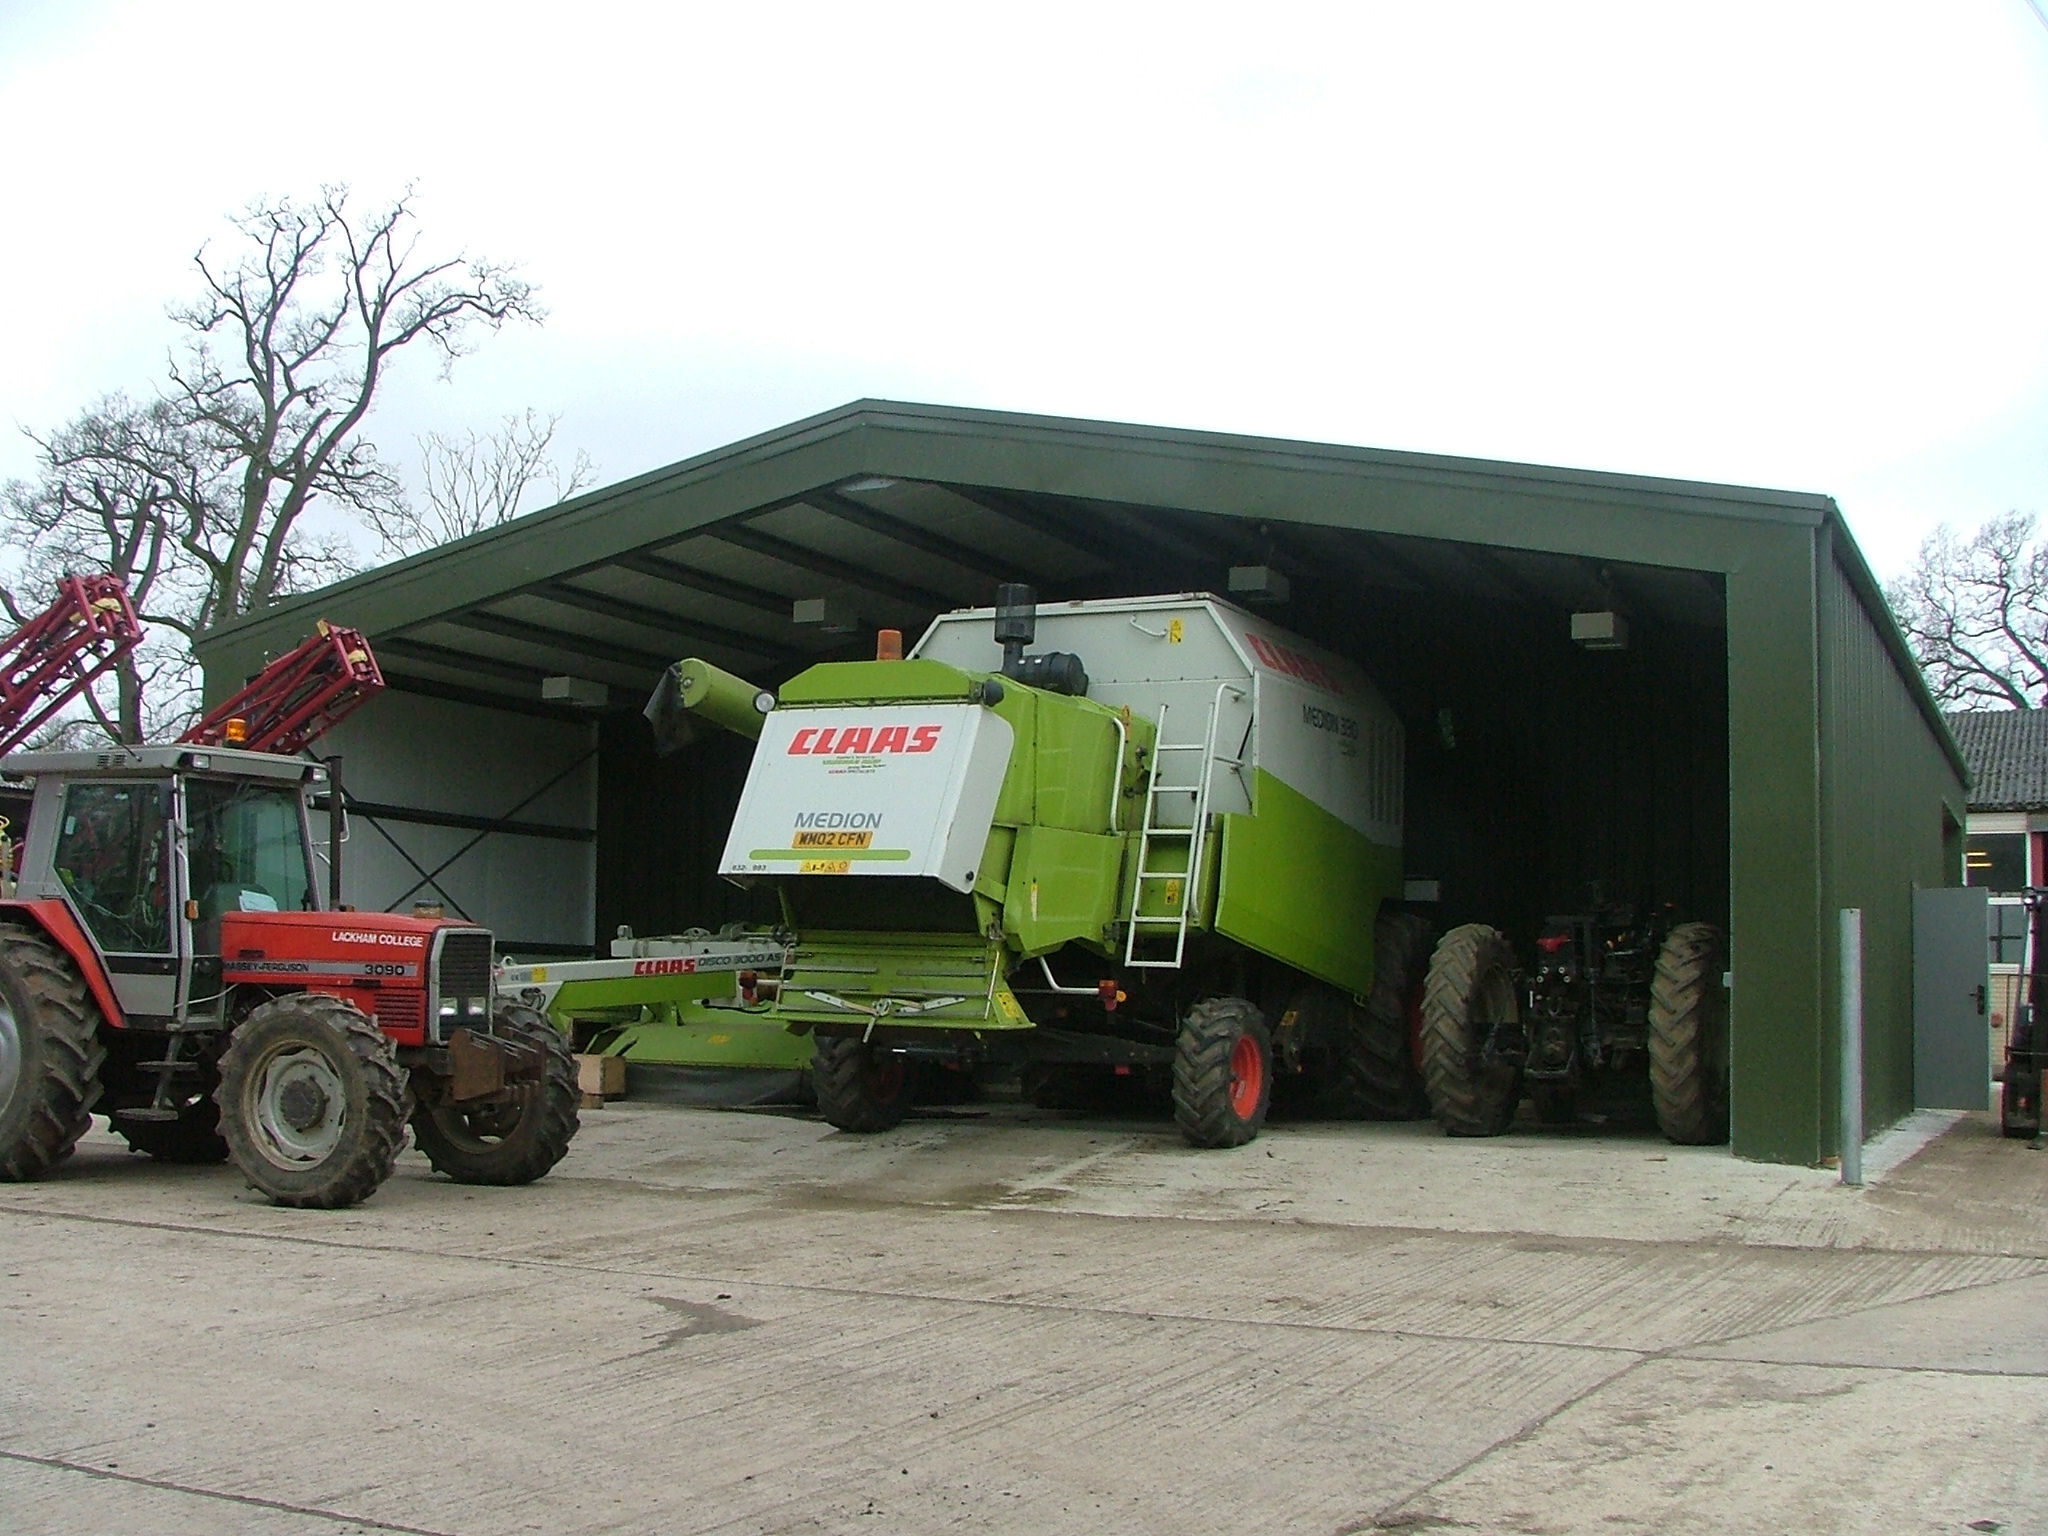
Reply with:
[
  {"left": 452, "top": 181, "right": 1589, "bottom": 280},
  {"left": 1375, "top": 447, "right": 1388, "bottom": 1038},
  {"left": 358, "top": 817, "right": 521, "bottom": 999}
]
[{"left": 194, "top": 397, "right": 1957, "bottom": 777}]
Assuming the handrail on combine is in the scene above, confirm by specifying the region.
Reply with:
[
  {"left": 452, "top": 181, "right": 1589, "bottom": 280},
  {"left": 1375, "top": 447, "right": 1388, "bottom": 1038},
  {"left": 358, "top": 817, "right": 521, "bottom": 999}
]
[
  {"left": 0, "top": 574, "right": 145, "bottom": 756},
  {"left": 180, "top": 619, "right": 385, "bottom": 756}
]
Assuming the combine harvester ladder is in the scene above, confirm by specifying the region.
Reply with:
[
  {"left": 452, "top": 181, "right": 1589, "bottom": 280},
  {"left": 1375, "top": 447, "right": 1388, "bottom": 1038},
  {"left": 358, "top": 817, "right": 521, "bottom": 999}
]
[{"left": 1124, "top": 684, "right": 1243, "bottom": 969}]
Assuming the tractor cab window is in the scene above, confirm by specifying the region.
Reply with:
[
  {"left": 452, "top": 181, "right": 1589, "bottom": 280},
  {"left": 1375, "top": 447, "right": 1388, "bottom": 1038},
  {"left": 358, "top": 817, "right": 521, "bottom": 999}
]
[
  {"left": 183, "top": 777, "right": 314, "bottom": 927},
  {"left": 53, "top": 781, "right": 173, "bottom": 953}
]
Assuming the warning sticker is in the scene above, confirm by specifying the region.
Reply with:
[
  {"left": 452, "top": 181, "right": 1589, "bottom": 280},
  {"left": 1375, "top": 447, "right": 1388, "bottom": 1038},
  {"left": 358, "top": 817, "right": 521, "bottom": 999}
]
[{"left": 799, "top": 859, "right": 853, "bottom": 874}]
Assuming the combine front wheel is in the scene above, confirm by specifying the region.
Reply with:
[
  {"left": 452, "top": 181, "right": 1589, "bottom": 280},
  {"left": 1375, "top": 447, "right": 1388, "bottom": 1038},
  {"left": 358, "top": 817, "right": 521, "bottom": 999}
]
[
  {"left": 216, "top": 994, "right": 409, "bottom": 1209},
  {"left": 1173, "top": 997, "right": 1271, "bottom": 1148},
  {"left": 0, "top": 925, "right": 105, "bottom": 1181},
  {"left": 1648, "top": 923, "right": 1729, "bottom": 1145},
  {"left": 1419, "top": 925, "right": 1523, "bottom": 1136},
  {"left": 411, "top": 1003, "right": 580, "bottom": 1184},
  {"left": 812, "top": 1035, "right": 911, "bottom": 1132}
]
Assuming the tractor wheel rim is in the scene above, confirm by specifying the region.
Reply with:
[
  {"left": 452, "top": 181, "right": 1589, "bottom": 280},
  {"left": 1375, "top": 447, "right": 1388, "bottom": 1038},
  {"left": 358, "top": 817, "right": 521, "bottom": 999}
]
[
  {"left": 0, "top": 993, "right": 20, "bottom": 1111},
  {"left": 1228, "top": 1033, "right": 1263, "bottom": 1120},
  {"left": 251, "top": 1046, "right": 347, "bottom": 1166}
]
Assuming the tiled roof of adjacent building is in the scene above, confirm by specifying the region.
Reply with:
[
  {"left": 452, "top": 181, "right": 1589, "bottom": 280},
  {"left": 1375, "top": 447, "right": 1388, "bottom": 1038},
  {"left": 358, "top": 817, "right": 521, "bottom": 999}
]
[{"left": 1944, "top": 709, "right": 2048, "bottom": 810}]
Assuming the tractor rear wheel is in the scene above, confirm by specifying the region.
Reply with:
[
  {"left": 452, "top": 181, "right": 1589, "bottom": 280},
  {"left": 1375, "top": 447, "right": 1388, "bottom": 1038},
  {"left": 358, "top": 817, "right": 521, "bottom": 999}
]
[
  {"left": 1321, "top": 910, "right": 1434, "bottom": 1119},
  {"left": 215, "top": 994, "right": 409, "bottom": 1209},
  {"left": 411, "top": 1003, "right": 580, "bottom": 1185},
  {"left": 1649, "top": 922, "right": 1730, "bottom": 1145},
  {"left": 1420, "top": 924, "right": 1523, "bottom": 1136},
  {"left": 811, "top": 1035, "right": 911, "bottom": 1132},
  {"left": 0, "top": 924, "right": 105, "bottom": 1181},
  {"left": 1173, "top": 996, "right": 1271, "bottom": 1148}
]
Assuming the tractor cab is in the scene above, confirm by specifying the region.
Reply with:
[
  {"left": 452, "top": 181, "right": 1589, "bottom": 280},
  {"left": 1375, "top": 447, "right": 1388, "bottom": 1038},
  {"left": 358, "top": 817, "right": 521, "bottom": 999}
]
[{"left": 5, "top": 744, "right": 330, "bottom": 1027}]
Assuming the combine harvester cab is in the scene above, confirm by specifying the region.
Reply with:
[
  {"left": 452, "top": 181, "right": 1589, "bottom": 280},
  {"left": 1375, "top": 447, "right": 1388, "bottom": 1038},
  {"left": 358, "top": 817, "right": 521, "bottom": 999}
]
[{"left": 712, "top": 587, "right": 1426, "bottom": 1147}]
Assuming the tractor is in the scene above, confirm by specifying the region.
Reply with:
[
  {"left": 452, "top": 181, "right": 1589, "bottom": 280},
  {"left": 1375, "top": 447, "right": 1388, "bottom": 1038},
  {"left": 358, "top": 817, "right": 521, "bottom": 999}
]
[
  {"left": 1418, "top": 902, "right": 1728, "bottom": 1143},
  {"left": 0, "top": 577, "right": 580, "bottom": 1207}
]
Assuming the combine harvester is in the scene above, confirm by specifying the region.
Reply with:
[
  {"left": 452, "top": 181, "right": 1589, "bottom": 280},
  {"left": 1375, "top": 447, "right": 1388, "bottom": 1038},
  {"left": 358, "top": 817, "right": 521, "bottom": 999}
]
[{"left": 659, "top": 586, "right": 1430, "bottom": 1147}]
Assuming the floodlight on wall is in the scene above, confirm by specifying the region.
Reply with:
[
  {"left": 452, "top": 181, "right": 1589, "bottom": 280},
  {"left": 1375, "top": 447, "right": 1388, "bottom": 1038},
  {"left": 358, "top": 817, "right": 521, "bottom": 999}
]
[
  {"left": 542, "top": 675, "right": 609, "bottom": 708},
  {"left": 1229, "top": 565, "right": 1291, "bottom": 605},
  {"left": 1570, "top": 611, "right": 1629, "bottom": 651},
  {"left": 793, "top": 597, "right": 860, "bottom": 634}
]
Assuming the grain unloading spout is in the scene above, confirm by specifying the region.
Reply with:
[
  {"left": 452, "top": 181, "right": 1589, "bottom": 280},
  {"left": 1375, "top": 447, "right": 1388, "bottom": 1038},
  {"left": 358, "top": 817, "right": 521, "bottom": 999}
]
[{"left": 644, "top": 658, "right": 776, "bottom": 754}]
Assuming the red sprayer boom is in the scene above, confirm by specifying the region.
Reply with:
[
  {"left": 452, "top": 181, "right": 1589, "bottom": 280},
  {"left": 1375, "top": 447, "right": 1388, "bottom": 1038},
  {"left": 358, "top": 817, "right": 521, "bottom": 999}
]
[
  {"left": 181, "top": 619, "right": 385, "bottom": 756},
  {"left": 0, "top": 574, "right": 145, "bottom": 755}
]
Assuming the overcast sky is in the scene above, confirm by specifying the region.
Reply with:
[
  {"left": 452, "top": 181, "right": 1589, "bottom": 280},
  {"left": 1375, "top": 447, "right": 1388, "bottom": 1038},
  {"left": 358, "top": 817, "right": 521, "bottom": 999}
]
[{"left": 3, "top": 0, "right": 2046, "bottom": 581}]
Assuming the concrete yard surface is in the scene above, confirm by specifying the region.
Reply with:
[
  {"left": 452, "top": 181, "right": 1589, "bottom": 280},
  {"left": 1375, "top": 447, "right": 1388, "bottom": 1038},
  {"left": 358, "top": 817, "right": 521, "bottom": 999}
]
[{"left": 3, "top": 1098, "right": 2045, "bottom": 1535}]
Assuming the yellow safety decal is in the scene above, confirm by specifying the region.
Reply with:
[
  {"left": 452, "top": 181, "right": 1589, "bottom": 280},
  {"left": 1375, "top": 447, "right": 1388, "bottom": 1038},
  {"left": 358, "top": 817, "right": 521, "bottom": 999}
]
[
  {"left": 1167, "top": 617, "right": 1183, "bottom": 643},
  {"left": 798, "top": 859, "right": 853, "bottom": 874}
]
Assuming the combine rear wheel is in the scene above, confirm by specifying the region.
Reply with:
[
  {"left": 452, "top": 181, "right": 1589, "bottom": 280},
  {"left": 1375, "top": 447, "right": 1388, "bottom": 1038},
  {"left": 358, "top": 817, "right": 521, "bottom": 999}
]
[
  {"left": 0, "top": 925, "right": 105, "bottom": 1181},
  {"left": 1321, "top": 910, "right": 1433, "bottom": 1119},
  {"left": 1173, "top": 997, "right": 1271, "bottom": 1148},
  {"left": 1420, "top": 925, "right": 1523, "bottom": 1136},
  {"left": 812, "top": 1035, "right": 911, "bottom": 1132},
  {"left": 1648, "top": 922, "right": 1729, "bottom": 1145},
  {"left": 216, "top": 994, "right": 409, "bottom": 1209},
  {"left": 411, "top": 1003, "right": 580, "bottom": 1184}
]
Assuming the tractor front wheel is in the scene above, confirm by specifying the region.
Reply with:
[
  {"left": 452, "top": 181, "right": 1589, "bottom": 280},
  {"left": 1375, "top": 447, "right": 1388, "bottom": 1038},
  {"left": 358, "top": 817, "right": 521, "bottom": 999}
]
[
  {"left": 1649, "top": 922, "right": 1730, "bottom": 1145},
  {"left": 1420, "top": 924, "right": 1523, "bottom": 1136},
  {"left": 216, "top": 994, "right": 409, "bottom": 1209},
  {"left": 1173, "top": 997, "right": 1271, "bottom": 1148},
  {"left": 411, "top": 1003, "right": 580, "bottom": 1185},
  {"left": 811, "top": 1035, "right": 911, "bottom": 1132},
  {"left": 0, "top": 924, "right": 105, "bottom": 1181}
]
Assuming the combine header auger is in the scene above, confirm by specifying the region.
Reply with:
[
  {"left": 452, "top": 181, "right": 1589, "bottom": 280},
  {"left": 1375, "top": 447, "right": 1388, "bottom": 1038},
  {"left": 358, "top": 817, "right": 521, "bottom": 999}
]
[
  {"left": 666, "top": 587, "right": 1433, "bottom": 1148},
  {"left": 0, "top": 588, "right": 580, "bottom": 1206}
]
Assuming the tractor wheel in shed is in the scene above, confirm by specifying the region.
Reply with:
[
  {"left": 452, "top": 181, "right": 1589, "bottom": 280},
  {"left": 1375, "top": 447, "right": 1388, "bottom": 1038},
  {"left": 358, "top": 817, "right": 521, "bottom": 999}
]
[
  {"left": 411, "top": 1003, "right": 580, "bottom": 1185},
  {"left": 1648, "top": 922, "right": 1730, "bottom": 1146},
  {"left": 812, "top": 1035, "right": 911, "bottom": 1133},
  {"left": 1420, "top": 924, "right": 1523, "bottom": 1137},
  {"left": 1320, "top": 909, "right": 1434, "bottom": 1120},
  {"left": 0, "top": 924, "right": 105, "bottom": 1181},
  {"left": 1173, "top": 997, "right": 1271, "bottom": 1148},
  {"left": 216, "top": 993, "right": 409, "bottom": 1209}
]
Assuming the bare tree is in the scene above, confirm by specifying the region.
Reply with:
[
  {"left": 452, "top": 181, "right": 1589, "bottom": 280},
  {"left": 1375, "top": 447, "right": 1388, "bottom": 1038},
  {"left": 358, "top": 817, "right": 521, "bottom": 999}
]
[
  {"left": 0, "top": 184, "right": 550, "bottom": 742},
  {"left": 1887, "top": 511, "right": 2048, "bottom": 709},
  {"left": 167, "top": 184, "right": 543, "bottom": 628},
  {"left": 370, "top": 408, "right": 596, "bottom": 555},
  {"left": 0, "top": 396, "right": 213, "bottom": 742}
]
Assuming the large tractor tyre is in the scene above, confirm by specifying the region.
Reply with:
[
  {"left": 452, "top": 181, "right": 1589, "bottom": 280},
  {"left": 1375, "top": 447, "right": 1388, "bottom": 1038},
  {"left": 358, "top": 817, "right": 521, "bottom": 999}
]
[
  {"left": 1321, "top": 910, "right": 1435, "bottom": 1120},
  {"left": 215, "top": 994, "right": 409, "bottom": 1209},
  {"left": 811, "top": 1035, "right": 912, "bottom": 1133},
  {"left": 1173, "top": 997, "right": 1272, "bottom": 1149},
  {"left": 1648, "top": 922, "right": 1730, "bottom": 1146},
  {"left": 113, "top": 1102, "right": 230, "bottom": 1165},
  {"left": 0, "top": 924, "right": 106, "bottom": 1181},
  {"left": 1420, "top": 924, "right": 1524, "bottom": 1137},
  {"left": 411, "top": 1003, "right": 580, "bottom": 1185}
]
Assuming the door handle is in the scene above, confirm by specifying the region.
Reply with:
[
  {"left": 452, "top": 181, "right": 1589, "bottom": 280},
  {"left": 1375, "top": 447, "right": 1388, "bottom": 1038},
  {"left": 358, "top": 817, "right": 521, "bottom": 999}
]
[{"left": 1974, "top": 983, "right": 1989, "bottom": 1017}]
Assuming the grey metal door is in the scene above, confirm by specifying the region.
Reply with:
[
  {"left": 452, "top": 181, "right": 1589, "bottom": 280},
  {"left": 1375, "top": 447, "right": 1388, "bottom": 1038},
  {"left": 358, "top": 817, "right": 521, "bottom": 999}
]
[{"left": 1914, "top": 885, "right": 1990, "bottom": 1110}]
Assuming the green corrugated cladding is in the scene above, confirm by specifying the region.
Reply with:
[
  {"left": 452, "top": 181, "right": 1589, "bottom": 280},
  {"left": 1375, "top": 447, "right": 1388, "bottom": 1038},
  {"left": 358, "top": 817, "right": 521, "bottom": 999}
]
[
  {"left": 192, "top": 402, "right": 1970, "bottom": 1164},
  {"left": 1816, "top": 535, "right": 1970, "bottom": 1150}
]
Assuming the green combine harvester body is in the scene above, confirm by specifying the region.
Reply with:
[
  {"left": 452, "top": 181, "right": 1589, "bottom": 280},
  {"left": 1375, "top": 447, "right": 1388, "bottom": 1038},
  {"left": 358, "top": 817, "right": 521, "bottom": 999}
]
[{"left": 705, "top": 590, "right": 1416, "bottom": 1145}]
